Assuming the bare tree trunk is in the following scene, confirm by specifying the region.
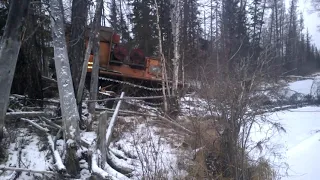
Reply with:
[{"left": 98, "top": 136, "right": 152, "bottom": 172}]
[
  {"left": 69, "top": 0, "right": 88, "bottom": 127},
  {"left": 170, "top": 0, "right": 181, "bottom": 97},
  {"left": 49, "top": 0, "right": 81, "bottom": 176},
  {"left": 76, "top": 32, "right": 93, "bottom": 104},
  {"left": 215, "top": 0, "right": 220, "bottom": 73},
  {"left": 0, "top": 0, "right": 30, "bottom": 141},
  {"left": 154, "top": 0, "right": 168, "bottom": 112},
  {"left": 69, "top": 0, "right": 88, "bottom": 97},
  {"left": 88, "top": 0, "right": 104, "bottom": 130}
]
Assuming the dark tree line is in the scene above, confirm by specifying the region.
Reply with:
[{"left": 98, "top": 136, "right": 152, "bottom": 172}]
[{"left": 107, "top": 0, "right": 320, "bottom": 79}]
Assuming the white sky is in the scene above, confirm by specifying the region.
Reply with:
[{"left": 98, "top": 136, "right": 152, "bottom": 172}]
[{"left": 288, "top": 0, "right": 320, "bottom": 47}]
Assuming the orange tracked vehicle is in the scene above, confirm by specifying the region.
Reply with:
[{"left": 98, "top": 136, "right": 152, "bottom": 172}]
[{"left": 84, "top": 26, "right": 165, "bottom": 97}]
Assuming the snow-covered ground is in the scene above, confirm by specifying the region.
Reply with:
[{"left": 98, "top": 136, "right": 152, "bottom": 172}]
[
  {"left": 1, "top": 75, "right": 319, "bottom": 180},
  {"left": 0, "top": 128, "right": 53, "bottom": 180},
  {"left": 287, "top": 79, "right": 314, "bottom": 95},
  {"left": 250, "top": 77, "right": 320, "bottom": 180},
  {"left": 251, "top": 106, "right": 320, "bottom": 180}
]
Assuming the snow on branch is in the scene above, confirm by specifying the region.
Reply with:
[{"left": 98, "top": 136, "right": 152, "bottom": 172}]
[
  {"left": 47, "top": 134, "right": 66, "bottom": 172},
  {"left": 91, "top": 153, "right": 112, "bottom": 179},
  {"left": 104, "top": 162, "right": 130, "bottom": 180},
  {"left": 107, "top": 151, "right": 134, "bottom": 175},
  {"left": 109, "top": 148, "right": 129, "bottom": 160}
]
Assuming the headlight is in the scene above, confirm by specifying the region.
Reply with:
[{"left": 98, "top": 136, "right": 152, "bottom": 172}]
[
  {"left": 149, "top": 65, "right": 161, "bottom": 76},
  {"left": 87, "top": 61, "right": 93, "bottom": 69}
]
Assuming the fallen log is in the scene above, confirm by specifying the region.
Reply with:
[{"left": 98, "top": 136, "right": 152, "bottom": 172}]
[
  {"left": 91, "top": 152, "right": 114, "bottom": 180},
  {"left": 6, "top": 111, "right": 48, "bottom": 119},
  {"left": 107, "top": 151, "right": 134, "bottom": 175},
  {"left": 0, "top": 166, "right": 57, "bottom": 175}
]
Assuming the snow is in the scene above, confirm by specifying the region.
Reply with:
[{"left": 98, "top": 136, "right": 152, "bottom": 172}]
[
  {"left": 180, "top": 94, "right": 213, "bottom": 117},
  {"left": 0, "top": 128, "right": 53, "bottom": 180},
  {"left": 107, "top": 151, "right": 135, "bottom": 172},
  {"left": 91, "top": 153, "right": 110, "bottom": 179},
  {"left": 287, "top": 79, "right": 314, "bottom": 95},
  {"left": 250, "top": 106, "right": 320, "bottom": 179},
  {"left": 113, "top": 122, "right": 188, "bottom": 179},
  {"left": 247, "top": 76, "right": 320, "bottom": 179},
  {"left": 81, "top": 131, "right": 97, "bottom": 146},
  {"left": 47, "top": 135, "right": 66, "bottom": 171}
]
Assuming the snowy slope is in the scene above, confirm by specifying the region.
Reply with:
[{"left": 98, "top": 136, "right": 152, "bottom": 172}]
[
  {"left": 250, "top": 106, "right": 320, "bottom": 180},
  {"left": 249, "top": 76, "right": 320, "bottom": 179},
  {"left": 287, "top": 79, "right": 314, "bottom": 95}
]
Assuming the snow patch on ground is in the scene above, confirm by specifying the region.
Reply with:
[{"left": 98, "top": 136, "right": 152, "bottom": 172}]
[{"left": 0, "top": 128, "right": 52, "bottom": 180}]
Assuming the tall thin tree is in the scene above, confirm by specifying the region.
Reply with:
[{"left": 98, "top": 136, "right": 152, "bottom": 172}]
[
  {"left": 0, "top": 0, "right": 30, "bottom": 141},
  {"left": 49, "top": 0, "right": 81, "bottom": 175}
]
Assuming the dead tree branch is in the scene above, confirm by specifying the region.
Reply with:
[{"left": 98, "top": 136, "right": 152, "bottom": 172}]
[
  {"left": 6, "top": 111, "right": 48, "bottom": 119},
  {"left": 21, "top": 118, "right": 49, "bottom": 132}
]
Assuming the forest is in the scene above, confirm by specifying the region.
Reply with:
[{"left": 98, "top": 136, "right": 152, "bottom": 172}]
[{"left": 0, "top": 0, "right": 320, "bottom": 179}]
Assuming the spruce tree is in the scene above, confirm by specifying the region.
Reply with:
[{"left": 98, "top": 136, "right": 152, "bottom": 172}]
[{"left": 129, "top": 0, "right": 157, "bottom": 56}]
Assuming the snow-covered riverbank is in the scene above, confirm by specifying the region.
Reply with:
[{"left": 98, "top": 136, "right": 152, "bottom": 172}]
[{"left": 251, "top": 75, "right": 320, "bottom": 179}]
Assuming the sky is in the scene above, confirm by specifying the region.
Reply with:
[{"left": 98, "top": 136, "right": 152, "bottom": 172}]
[{"left": 289, "top": 0, "right": 320, "bottom": 47}]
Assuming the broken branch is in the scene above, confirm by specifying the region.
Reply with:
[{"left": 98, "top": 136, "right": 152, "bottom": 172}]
[
  {"left": 39, "top": 116, "right": 61, "bottom": 129},
  {"left": 105, "top": 92, "right": 125, "bottom": 148},
  {"left": 21, "top": 118, "right": 49, "bottom": 132}
]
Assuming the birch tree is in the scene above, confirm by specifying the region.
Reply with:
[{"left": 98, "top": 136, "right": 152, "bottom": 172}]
[
  {"left": 170, "top": 0, "right": 181, "bottom": 97},
  {"left": 154, "top": 0, "right": 168, "bottom": 112},
  {"left": 49, "top": 0, "right": 81, "bottom": 175},
  {"left": 0, "top": 0, "right": 30, "bottom": 141}
]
